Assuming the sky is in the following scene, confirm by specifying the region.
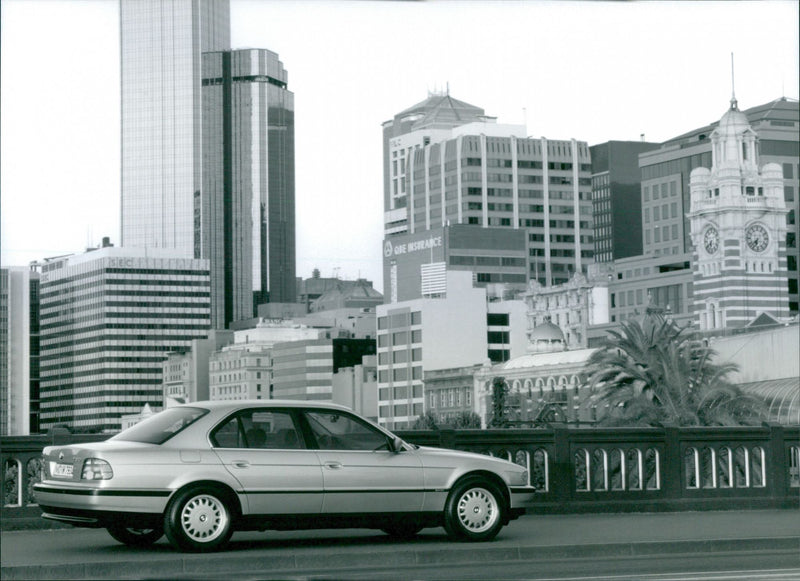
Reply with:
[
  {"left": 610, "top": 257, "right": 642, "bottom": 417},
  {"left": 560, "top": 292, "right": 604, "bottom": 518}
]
[{"left": 1, "top": 1, "right": 798, "bottom": 293}]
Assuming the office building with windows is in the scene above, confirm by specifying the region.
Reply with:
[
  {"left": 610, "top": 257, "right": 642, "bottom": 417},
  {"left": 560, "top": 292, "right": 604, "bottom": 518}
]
[
  {"left": 376, "top": 271, "right": 527, "bottom": 429},
  {"left": 0, "top": 267, "right": 41, "bottom": 435},
  {"left": 201, "top": 49, "right": 296, "bottom": 324},
  {"left": 120, "top": 0, "right": 230, "bottom": 254},
  {"left": 38, "top": 247, "right": 211, "bottom": 432},
  {"left": 590, "top": 141, "right": 659, "bottom": 263},
  {"left": 271, "top": 336, "right": 377, "bottom": 401},
  {"left": 162, "top": 330, "right": 233, "bottom": 407},
  {"left": 384, "top": 224, "right": 527, "bottom": 303},
  {"left": 639, "top": 97, "right": 799, "bottom": 314},
  {"left": 383, "top": 95, "right": 593, "bottom": 301},
  {"left": 121, "top": 3, "right": 296, "bottom": 329}
]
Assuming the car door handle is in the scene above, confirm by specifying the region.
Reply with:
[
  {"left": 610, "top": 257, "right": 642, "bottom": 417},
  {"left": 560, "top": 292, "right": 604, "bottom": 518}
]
[
  {"left": 232, "top": 460, "right": 250, "bottom": 468},
  {"left": 324, "top": 461, "right": 343, "bottom": 470}
]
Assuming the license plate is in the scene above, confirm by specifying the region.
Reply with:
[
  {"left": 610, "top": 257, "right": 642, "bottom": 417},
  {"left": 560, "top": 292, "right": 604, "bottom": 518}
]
[{"left": 53, "top": 463, "right": 73, "bottom": 478}]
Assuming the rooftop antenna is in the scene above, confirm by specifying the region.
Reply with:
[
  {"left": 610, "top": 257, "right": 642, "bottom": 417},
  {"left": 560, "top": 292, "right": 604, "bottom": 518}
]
[{"left": 730, "top": 52, "right": 738, "bottom": 110}]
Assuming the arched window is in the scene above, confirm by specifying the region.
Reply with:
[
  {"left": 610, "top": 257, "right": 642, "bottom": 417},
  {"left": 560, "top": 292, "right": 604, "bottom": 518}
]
[
  {"left": 751, "top": 447, "right": 766, "bottom": 488},
  {"left": 789, "top": 446, "right": 800, "bottom": 488},
  {"left": 591, "top": 449, "right": 608, "bottom": 492},
  {"left": 684, "top": 447, "right": 699, "bottom": 489},
  {"left": 734, "top": 446, "right": 749, "bottom": 488},
  {"left": 3, "top": 458, "right": 21, "bottom": 508},
  {"left": 645, "top": 448, "right": 661, "bottom": 490},
  {"left": 717, "top": 446, "right": 732, "bottom": 488},
  {"left": 627, "top": 449, "right": 642, "bottom": 490},
  {"left": 610, "top": 449, "right": 625, "bottom": 490},
  {"left": 532, "top": 448, "right": 549, "bottom": 493},
  {"left": 575, "top": 449, "right": 590, "bottom": 492},
  {"left": 701, "top": 446, "right": 716, "bottom": 488}
]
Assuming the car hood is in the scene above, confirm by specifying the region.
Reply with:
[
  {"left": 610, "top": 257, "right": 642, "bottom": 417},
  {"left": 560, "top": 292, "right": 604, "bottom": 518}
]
[{"left": 413, "top": 445, "right": 523, "bottom": 472}]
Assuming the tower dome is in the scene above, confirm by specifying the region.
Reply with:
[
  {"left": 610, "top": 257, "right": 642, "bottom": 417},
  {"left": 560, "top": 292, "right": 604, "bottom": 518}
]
[{"left": 527, "top": 317, "right": 566, "bottom": 353}]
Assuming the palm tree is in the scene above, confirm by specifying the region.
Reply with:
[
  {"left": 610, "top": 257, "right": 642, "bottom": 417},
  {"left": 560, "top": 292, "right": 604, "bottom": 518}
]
[{"left": 585, "top": 317, "right": 765, "bottom": 427}]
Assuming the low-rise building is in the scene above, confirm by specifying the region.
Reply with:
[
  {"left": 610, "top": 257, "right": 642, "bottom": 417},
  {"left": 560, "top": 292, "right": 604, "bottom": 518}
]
[
  {"left": 376, "top": 270, "right": 527, "bottom": 429},
  {"left": 332, "top": 355, "right": 378, "bottom": 421}
]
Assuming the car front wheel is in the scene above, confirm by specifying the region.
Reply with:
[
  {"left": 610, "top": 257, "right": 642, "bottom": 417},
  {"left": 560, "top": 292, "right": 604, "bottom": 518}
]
[
  {"left": 106, "top": 524, "right": 163, "bottom": 547},
  {"left": 164, "top": 486, "right": 234, "bottom": 552},
  {"left": 443, "top": 477, "right": 505, "bottom": 542}
]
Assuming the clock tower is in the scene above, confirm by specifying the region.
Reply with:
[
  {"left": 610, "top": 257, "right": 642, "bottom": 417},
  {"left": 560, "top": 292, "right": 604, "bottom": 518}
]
[{"left": 688, "top": 95, "right": 789, "bottom": 330}]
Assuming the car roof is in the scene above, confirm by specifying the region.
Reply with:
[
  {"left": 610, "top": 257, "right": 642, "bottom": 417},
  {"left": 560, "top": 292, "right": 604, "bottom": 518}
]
[{"left": 176, "top": 399, "right": 354, "bottom": 413}]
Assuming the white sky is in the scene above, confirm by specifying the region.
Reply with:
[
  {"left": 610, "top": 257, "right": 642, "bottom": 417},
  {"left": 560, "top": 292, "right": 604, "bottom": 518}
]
[{"left": 1, "top": 0, "right": 798, "bottom": 293}]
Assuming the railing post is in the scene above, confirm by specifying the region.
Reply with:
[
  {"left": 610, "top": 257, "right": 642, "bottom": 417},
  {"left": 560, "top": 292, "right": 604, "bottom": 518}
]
[
  {"left": 551, "top": 423, "right": 572, "bottom": 506},
  {"left": 766, "top": 422, "right": 787, "bottom": 502},
  {"left": 439, "top": 428, "right": 456, "bottom": 451},
  {"left": 661, "top": 423, "right": 682, "bottom": 501}
]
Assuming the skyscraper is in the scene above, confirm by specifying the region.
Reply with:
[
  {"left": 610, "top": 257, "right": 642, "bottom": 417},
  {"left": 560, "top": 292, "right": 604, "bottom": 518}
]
[
  {"left": 120, "top": 2, "right": 296, "bottom": 328},
  {"left": 120, "top": 0, "right": 230, "bottom": 255},
  {"left": 201, "top": 49, "right": 296, "bottom": 327}
]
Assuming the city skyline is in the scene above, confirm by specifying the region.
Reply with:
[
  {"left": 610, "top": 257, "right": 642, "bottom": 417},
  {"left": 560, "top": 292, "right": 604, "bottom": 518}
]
[{"left": 2, "top": 0, "right": 799, "bottom": 293}]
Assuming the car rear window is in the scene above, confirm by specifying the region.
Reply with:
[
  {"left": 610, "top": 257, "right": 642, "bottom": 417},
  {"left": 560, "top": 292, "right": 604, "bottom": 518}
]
[{"left": 111, "top": 407, "right": 209, "bottom": 444}]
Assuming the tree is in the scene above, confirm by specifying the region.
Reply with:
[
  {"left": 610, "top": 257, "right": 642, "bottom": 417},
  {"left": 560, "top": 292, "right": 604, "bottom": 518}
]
[
  {"left": 490, "top": 376, "right": 509, "bottom": 427},
  {"left": 584, "top": 318, "right": 765, "bottom": 427},
  {"left": 412, "top": 410, "right": 439, "bottom": 430},
  {"left": 451, "top": 411, "right": 482, "bottom": 429}
]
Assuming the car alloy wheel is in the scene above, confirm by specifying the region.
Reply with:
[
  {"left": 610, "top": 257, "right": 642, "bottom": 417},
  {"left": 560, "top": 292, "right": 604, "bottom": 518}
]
[
  {"left": 164, "top": 487, "right": 234, "bottom": 552},
  {"left": 443, "top": 477, "right": 505, "bottom": 542}
]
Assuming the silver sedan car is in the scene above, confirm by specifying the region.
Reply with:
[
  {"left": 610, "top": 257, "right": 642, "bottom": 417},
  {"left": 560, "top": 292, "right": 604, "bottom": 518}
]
[{"left": 34, "top": 400, "right": 533, "bottom": 552}]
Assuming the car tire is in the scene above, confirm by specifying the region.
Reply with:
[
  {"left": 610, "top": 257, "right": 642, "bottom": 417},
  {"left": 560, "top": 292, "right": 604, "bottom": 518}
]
[
  {"left": 443, "top": 477, "right": 505, "bottom": 542},
  {"left": 380, "top": 521, "right": 424, "bottom": 540},
  {"left": 164, "top": 486, "right": 234, "bottom": 552},
  {"left": 106, "top": 524, "right": 163, "bottom": 547}
]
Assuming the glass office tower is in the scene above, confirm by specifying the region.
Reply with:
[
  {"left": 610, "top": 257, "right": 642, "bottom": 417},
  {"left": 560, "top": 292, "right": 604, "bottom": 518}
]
[
  {"left": 201, "top": 49, "right": 296, "bottom": 328},
  {"left": 120, "top": 0, "right": 230, "bottom": 255}
]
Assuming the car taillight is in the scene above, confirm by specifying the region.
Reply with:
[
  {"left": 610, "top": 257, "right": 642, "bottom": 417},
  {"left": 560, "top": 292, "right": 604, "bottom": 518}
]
[{"left": 81, "top": 458, "right": 113, "bottom": 480}]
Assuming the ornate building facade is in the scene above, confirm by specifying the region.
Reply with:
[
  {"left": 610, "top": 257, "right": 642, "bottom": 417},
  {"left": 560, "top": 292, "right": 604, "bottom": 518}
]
[{"left": 688, "top": 96, "right": 790, "bottom": 329}]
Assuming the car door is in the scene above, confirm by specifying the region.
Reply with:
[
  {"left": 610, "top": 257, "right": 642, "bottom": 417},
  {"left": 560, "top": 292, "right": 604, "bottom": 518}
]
[
  {"left": 302, "top": 409, "right": 425, "bottom": 514},
  {"left": 211, "top": 408, "right": 323, "bottom": 516}
]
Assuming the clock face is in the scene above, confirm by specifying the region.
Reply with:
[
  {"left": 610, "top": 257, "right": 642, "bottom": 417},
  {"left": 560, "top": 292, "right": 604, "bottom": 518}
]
[
  {"left": 703, "top": 227, "right": 719, "bottom": 255},
  {"left": 746, "top": 224, "right": 769, "bottom": 253}
]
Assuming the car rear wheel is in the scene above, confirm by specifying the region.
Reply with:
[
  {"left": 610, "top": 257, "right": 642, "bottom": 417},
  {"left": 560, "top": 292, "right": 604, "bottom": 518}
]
[
  {"left": 164, "top": 487, "right": 233, "bottom": 552},
  {"left": 106, "top": 524, "right": 163, "bottom": 547},
  {"left": 443, "top": 477, "right": 505, "bottom": 542}
]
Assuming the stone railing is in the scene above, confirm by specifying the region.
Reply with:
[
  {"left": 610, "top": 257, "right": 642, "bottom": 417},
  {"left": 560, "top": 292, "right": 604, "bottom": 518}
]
[
  {"left": 397, "top": 423, "right": 800, "bottom": 513},
  {"left": 2, "top": 424, "right": 797, "bottom": 529}
]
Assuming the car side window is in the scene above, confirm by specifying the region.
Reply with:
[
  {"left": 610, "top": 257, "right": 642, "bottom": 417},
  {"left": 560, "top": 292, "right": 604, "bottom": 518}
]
[
  {"left": 304, "top": 410, "right": 389, "bottom": 451},
  {"left": 211, "top": 409, "right": 303, "bottom": 450}
]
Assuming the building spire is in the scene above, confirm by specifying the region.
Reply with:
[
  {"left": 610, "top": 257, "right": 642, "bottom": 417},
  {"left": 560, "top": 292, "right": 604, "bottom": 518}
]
[{"left": 730, "top": 52, "right": 738, "bottom": 111}]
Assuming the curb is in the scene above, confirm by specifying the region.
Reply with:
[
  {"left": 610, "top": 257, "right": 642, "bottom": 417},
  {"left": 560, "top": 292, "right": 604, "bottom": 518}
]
[{"left": 3, "top": 536, "right": 799, "bottom": 580}]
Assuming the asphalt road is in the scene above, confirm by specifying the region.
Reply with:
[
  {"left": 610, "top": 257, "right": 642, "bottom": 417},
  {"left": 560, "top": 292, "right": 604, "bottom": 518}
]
[{"left": 2, "top": 510, "right": 799, "bottom": 580}]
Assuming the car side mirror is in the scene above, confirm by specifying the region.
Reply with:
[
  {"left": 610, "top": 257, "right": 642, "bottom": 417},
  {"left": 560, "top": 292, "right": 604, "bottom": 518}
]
[{"left": 390, "top": 436, "right": 405, "bottom": 454}]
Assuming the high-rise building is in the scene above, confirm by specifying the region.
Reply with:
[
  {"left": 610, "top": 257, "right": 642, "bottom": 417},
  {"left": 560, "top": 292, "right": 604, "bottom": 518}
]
[
  {"left": 201, "top": 49, "right": 296, "bottom": 326},
  {"left": 120, "top": 0, "right": 230, "bottom": 254},
  {"left": 590, "top": 141, "right": 659, "bottom": 263},
  {"left": 383, "top": 95, "right": 594, "bottom": 300},
  {"left": 0, "top": 267, "right": 41, "bottom": 435},
  {"left": 639, "top": 97, "right": 799, "bottom": 314},
  {"left": 38, "top": 247, "right": 211, "bottom": 432},
  {"left": 383, "top": 93, "right": 487, "bottom": 237},
  {"left": 120, "top": 3, "right": 296, "bottom": 329}
]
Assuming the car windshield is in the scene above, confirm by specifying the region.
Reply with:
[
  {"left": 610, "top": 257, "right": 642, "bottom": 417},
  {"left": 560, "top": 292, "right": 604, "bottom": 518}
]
[{"left": 111, "top": 407, "right": 208, "bottom": 444}]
